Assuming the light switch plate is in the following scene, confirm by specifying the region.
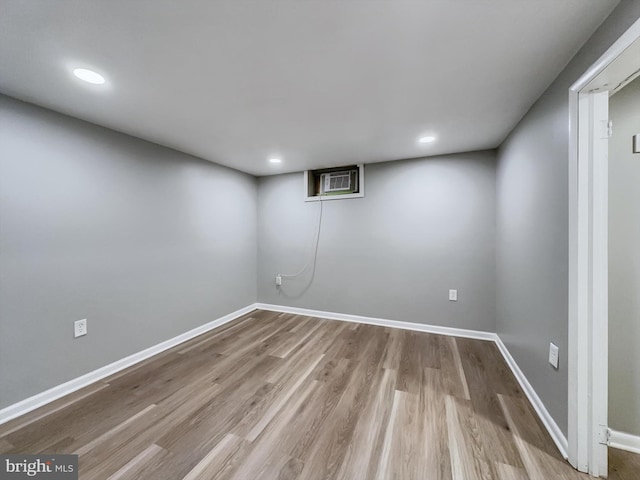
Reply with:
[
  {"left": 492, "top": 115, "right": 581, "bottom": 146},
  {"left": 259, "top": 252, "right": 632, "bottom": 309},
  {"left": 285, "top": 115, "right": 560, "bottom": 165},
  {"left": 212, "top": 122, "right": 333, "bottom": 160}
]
[{"left": 449, "top": 289, "right": 458, "bottom": 301}]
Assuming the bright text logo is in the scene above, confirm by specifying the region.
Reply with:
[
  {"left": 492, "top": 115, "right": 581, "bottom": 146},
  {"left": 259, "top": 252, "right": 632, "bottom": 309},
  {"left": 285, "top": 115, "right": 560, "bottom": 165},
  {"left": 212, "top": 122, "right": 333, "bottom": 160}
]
[{"left": 0, "top": 455, "right": 77, "bottom": 479}]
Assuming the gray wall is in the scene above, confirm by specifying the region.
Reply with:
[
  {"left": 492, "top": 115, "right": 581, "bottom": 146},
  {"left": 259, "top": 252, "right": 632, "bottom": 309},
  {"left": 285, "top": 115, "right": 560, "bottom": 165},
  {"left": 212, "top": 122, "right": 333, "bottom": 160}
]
[
  {"left": 496, "top": 0, "right": 640, "bottom": 436},
  {"left": 0, "top": 95, "right": 257, "bottom": 409},
  {"left": 608, "top": 76, "right": 640, "bottom": 436},
  {"left": 258, "top": 151, "right": 497, "bottom": 332}
]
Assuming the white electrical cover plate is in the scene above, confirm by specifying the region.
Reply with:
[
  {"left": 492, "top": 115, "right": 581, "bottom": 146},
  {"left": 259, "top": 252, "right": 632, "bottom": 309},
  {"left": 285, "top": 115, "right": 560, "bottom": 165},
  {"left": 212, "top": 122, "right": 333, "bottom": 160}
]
[
  {"left": 74, "top": 319, "right": 87, "bottom": 338},
  {"left": 549, "top": 342, "right": 559, "bottom": 368}
]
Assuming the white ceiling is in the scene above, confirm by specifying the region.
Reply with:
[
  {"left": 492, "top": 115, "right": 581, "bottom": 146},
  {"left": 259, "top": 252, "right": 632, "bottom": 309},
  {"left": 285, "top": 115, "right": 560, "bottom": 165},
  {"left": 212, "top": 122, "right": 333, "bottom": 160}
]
[{"left": 0, "top": 1, "right": 618, "bottom": 176}]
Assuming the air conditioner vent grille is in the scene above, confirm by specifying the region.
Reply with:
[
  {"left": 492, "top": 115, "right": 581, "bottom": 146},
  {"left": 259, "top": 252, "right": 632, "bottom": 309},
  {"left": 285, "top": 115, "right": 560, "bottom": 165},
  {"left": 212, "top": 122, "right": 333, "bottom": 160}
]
[{"left": 323, "top": 172, "right": 352, "bottom": 192}]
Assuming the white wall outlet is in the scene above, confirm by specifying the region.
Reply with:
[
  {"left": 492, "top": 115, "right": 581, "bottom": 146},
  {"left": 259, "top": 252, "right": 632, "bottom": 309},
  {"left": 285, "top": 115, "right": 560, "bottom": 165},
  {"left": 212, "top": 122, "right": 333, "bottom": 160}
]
[
  {"left": 74, "top": 319, "right": 87, "bottom": 338},
  {"left": 549, "top": 342, "right": 559, "bottom": 368},
  {"left": 449, "top": 289, "right": 458, "bottom": 301},
  {"left": 275, "top": 275, "right": 282, "bottom": 286}
]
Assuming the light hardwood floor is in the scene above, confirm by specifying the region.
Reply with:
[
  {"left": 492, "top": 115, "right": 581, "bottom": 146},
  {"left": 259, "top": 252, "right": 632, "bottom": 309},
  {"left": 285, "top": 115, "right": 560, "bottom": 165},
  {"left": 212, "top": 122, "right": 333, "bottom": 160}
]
[{"left": 0, "top": 310, "right": 637, "bottom": 479}]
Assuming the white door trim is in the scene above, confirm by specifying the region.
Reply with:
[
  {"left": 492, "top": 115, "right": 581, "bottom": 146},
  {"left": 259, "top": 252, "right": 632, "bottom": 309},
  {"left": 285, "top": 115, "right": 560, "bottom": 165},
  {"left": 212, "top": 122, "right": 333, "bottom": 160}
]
[{"left": 567, "top": 16, "right": 640, "bottom": 476}]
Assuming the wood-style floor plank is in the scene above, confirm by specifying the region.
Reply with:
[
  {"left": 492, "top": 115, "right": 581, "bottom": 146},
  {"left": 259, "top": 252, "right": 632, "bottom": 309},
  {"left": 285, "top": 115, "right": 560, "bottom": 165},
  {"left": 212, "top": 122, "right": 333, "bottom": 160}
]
[
  {"left": 445, "top": 394, "right": 493, "bottom": 480},
  {"left": 107, "top": 443, "right": 168, "bottom": 480},
  {"left": 0, "top": 381, "right": 111, "bottom": 438},
  {"left": 438, "top": 336, "right": 470, "bottom": 400},
  {"left": 181, "top": 434, "right": 247, "bottom": 480},
  {"left": 1, "top": 310, "right": 633, "bottom": 479},
  {"left": 457, "top": 338, "right": 524, "bottom": 470},
  {"left": 498, "top": 394, "right": 584, "bottom": 480},
  {"left": 0, "top": 438, "right": 14, "bottom": 454},
  {"left": 608, "top": 448, "right": 640, "bottom": 480},
  {"left": 495, "top": 462, "right": 529, "bottom": 480}
]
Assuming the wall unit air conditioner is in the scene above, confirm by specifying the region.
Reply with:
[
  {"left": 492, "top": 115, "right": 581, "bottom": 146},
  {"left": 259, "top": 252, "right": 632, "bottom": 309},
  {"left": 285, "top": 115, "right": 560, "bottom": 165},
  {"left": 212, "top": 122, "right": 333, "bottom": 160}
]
[
  {"left": 320, "top": 171, "right": 352, "bottom": 193},
  {"left": 304, "top": 164, "right": 364, "bottom": 202}
]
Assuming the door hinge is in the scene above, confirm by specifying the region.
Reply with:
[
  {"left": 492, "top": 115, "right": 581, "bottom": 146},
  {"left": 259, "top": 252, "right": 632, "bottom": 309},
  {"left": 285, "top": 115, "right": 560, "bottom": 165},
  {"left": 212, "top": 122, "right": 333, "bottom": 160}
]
[
  {"left": 598, "top": 425, "right": 610, "bottom": 445},
  {"left": 601, "top": 120, "right": 613, "bottom": 139}
]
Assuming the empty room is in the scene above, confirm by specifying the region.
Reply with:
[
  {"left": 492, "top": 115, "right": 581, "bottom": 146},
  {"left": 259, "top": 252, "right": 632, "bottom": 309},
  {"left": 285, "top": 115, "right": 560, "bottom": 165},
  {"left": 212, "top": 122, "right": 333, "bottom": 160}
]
[{"left": 1, "top": 1, "right": 640, "bottom": 479}]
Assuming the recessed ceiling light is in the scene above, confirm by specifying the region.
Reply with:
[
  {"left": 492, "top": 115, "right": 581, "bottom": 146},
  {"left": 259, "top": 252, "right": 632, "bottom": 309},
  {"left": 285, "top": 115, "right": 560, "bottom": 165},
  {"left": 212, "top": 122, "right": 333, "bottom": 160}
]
[
  {"left": 73, "top": 68, "right": 106, "bottom": 85},
  {"left": 269, "top": 158, "right": 282, "bottom": 164},
  {"left": 418, "top": 136, "right": 436, "bottom": 143}
]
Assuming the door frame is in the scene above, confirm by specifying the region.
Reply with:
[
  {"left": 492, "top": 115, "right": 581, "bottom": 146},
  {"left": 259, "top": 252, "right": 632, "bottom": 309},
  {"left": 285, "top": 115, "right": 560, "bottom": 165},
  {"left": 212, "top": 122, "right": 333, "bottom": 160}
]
[{"left": 567, "top": 17, "right": 640, "bottom": 476}]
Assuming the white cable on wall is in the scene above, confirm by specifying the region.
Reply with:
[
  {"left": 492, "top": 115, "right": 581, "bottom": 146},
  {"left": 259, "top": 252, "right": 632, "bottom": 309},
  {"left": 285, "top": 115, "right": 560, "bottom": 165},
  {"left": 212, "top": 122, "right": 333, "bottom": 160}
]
[{"left": 277, "top": 195, "right": 324, "bottom": 281}]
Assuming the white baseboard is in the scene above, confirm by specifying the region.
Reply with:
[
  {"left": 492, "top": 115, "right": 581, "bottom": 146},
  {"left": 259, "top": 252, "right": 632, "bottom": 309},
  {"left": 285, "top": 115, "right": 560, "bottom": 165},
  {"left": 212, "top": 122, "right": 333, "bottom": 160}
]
[
  {"left": 255, "top": 303, "right": 497, "bottom": 341},
  {"left": 609, "top": 429, "right": 640, "bottom": 454},
  {"left": 257, "top": 303, "right": 569, "bottom": 459},
  {"left": 0, "top": 301, "right": 570, "bottom": 464},
  {"left": 494, "top": 336, "right": 569, "bottom": 459},
  {"left": 0, "top": 303, "right": 258, "bottom": 426}
]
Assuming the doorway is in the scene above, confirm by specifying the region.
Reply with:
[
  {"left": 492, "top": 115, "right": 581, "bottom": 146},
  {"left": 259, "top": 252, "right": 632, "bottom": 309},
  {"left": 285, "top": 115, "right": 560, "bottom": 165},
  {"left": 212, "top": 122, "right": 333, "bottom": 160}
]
[{"left": 568, "top": 17, "right": 640, "bottom": 477}]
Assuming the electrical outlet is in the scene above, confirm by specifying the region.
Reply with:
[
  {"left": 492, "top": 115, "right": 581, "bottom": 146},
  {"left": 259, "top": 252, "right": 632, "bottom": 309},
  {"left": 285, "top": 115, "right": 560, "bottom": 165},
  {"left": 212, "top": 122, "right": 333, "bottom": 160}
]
[
  {"left": 275, "top": 275, "right": 282, "bottom": 286},
  {"left": 449, "top": 289, "right": 458, "bottom": 301},
  {"left": 549, "top": 342, "right": 559, "bottom": 368},
  {"left": 74, "top": 319, "right": 87, "bottom": 338}
]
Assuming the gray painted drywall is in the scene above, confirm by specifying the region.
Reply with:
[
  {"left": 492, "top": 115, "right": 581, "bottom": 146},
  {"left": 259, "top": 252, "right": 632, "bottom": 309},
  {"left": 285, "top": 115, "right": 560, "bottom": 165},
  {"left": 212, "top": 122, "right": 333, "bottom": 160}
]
[
  {"left": 0, "top": 95, "right": 257, "bottom": 409},
  {"left": 496, "top": 0, "right": 640, "bottom": 437},
  {"left": 608, "top": 76, "right": 640, "bottom": 436},
  {"left": 258, "top": 151, "right": 497, "bottom": 331}
]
